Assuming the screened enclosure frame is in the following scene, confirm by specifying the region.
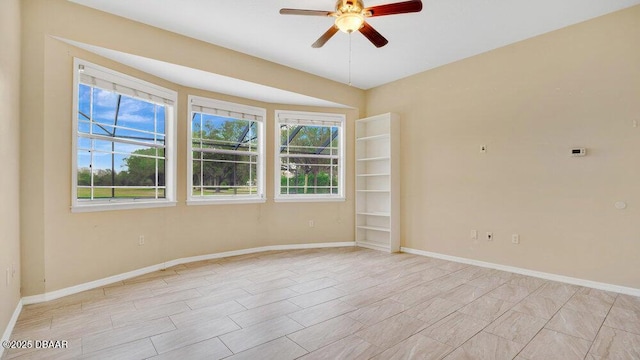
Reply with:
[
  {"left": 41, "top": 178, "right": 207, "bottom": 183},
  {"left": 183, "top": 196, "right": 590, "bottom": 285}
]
[
  {"left": 274, "top": 110, "right": 346, "bottom": 202},
  {"left": 71, "top": 58, "right": 177, "bottom": 213}
]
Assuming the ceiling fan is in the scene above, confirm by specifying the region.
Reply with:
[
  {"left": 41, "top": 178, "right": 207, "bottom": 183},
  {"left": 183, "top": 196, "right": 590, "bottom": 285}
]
[{"left": 280, "top": 0, "right": 423, "bottom": 48}]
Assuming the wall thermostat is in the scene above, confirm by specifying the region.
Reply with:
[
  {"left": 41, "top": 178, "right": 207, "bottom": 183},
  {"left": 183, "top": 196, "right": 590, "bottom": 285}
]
[{"left": 571, "top": 148, "right": 586, "bottom": 157}]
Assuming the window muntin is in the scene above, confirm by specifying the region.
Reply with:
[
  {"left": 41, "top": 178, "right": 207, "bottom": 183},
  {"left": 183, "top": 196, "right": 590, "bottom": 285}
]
[
  {"left": 72, "top": 59, "right": 176, "bottom": 212},
  {"left": 276, "top": 111, "right": 345, "bottom": 201},
  {"left": 188, "top": 96, "right": 265, "bottom": 204}
]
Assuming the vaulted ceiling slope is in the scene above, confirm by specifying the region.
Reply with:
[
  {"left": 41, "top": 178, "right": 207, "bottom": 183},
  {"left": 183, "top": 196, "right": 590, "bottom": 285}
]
[{"left": 70, "top": 0, "right": 640, "bottom": 90}]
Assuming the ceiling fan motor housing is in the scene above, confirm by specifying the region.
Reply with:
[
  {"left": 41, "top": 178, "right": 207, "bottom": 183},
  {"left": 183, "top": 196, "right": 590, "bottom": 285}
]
[{"left": 336, "top": 0, "right": 365, "bottom": 14}]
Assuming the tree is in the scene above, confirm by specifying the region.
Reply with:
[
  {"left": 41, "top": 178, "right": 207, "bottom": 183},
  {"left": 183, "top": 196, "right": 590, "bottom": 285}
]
[
  {"left": 122, "top": 148, "right": 165, "bottom": 186},
  {"left": 93, "top": 169, "right": 114, "bottom": 186},
  {"left": 280, "top": 125, "right": 338, "bottom": 194},
  {"left": 192, "top": 115, "right": 257, "bottom": 193},
  {"left": 77, "top": 168, "right": 91, "bottom": 186}
]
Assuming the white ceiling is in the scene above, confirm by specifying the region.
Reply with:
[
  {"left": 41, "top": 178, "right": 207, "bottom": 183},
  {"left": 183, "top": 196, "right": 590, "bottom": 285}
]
[{"left": 69, "top": 0, "right": 639, "bottom": 92}]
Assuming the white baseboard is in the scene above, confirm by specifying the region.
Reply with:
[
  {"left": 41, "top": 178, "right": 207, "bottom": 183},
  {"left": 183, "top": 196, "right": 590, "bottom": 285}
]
[
  {"left": 22, "top": 242, "right": 355, "bottom": 305},
  {"left": 355, "top": 241, "right": 391, "bottom": 253},
  {"left": 162, "top": 242, "right": 355, "bottom": 268},
  {"left": 0, "top": 299, "right": 23, "bottom": 359},
  {"left": 401, "top": 247, "right": 640, "bottom": 297}
]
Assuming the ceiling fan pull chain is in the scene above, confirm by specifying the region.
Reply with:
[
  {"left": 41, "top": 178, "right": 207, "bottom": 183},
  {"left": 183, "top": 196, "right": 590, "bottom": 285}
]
[{"left": 348, "top": 33, "right": 352, "bottom": 86}]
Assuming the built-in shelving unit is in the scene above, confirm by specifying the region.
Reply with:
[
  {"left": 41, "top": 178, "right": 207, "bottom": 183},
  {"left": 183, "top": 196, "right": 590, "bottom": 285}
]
[{"left": 355, "top": 113, "right": 400, "bottom": 253}]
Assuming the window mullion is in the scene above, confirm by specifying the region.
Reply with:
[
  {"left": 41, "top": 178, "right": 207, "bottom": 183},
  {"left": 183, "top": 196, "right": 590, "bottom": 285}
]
[
  {"left": 89, "top": 86, "right": 95, "bottom": 200},
  {"left": 286, "top": 124, "right": 291, "bottom": 194},
  {"left": 154, "top": 105, "right": 159, "bottom": 199},
  {"left": 199, "top": 114, "right": 204, "bottom": 197}
]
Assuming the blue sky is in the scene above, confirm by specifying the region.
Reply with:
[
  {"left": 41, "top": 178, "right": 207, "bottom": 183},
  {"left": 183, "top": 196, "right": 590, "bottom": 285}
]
[{"left": 77, "top": 84, "right": 165, "bottom": 172}]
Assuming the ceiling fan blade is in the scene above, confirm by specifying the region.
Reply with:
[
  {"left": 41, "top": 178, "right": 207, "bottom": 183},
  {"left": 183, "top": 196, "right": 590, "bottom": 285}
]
[
  {"left": 280, "top": 9, "right": 333, "bottom": 16},
  {"left": 364, "top": 0, "right": 422, "bottom": 17},
  {"left": 312, "top": 26, "right": 339, "bottom": 48},
  {"left": 359, "top": 22, "right": 388, "bottom": 48}
]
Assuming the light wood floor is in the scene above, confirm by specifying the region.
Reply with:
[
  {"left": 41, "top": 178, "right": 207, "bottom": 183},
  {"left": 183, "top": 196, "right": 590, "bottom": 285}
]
[{"left": 4, "top": 247, "right": 640, "bottom": 360}]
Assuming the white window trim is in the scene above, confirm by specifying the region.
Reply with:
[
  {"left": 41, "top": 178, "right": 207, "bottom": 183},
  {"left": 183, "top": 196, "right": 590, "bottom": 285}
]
[
  {"left": 274, "top": 110, "right": 346, "bottom": 203},
  {"left": 187, "top": 95, "right": 266, "bottom": 205},
  {"left": 71, "top": 58, "right": 177, "bottom": 213}
]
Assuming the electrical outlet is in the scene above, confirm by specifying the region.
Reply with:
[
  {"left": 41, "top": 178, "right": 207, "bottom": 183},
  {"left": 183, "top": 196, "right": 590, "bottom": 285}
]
[
  {"left": 486, "top": 232, "right": 493, "bottom": 241},
  {"left": 471, "top": 230, "right": 478, "bottom": 240},
  {"left": 308, "top": 220, "right": 315, "bottom": 228},
  {"left": 633, "top": 120, "right": 638, "bottom": 128},
  {"left": 512, "top": 234, "right": 520, "bottom": 244},
  {"left": 138, "top": 235, "right": 145, "bottom": 246},
  {"left": 11, "top": 263, "right": 16, "bottom": 278}
]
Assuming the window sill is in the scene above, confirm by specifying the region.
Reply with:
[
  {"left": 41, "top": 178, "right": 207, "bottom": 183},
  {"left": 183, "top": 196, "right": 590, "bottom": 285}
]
[
  {"left": 187, "top": 197, "right": 266, "bottom": 206},
  {"left": 71, "top": 200, "right": 177, "bottom": 213},
  {"left": 274, "top": 196, "right": 346, "bottom": 203}
]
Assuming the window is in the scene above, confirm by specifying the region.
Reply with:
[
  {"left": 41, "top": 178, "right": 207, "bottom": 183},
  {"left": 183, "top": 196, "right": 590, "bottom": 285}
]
[
  {"left": 275, "top": 110, "right": 345, "bottom": 202},
  {"left": 188, "top": 96, "right": 265, "bottom": 204},
  {"left": 72, "top": 59, "right": 177, "bottom": 212}
]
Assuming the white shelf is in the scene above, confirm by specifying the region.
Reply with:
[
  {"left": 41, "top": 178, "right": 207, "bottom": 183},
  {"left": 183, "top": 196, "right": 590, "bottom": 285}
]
[
  {"left": 356, "top": 241, "right": 391, "bottom": 252},
  {"left": 356, "top": 156, "right": 390, "bottom": 162},
  {"left": 356, "top": 173, "right": 390, "bottom": 177},
  {"left": 356, "top": 225, "right": 391, "bottom": 232},
  {"left": 355, "top": 113, "right": 400, "bottom": 253},
  {"left": 356, "top": 134, "right": 390, "bottom": 141},
  {"left": 357, "top": 212, "right": 390, "bottom": 217}
]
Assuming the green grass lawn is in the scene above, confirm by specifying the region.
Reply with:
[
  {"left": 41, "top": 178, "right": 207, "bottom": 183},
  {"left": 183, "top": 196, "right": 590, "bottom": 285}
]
[
  {"left": 77, "top": 187, "right": 164, "bottom": 199},
  {"left": 78, "top": 187, "right": 260, "bottom": 199},
  {"left": 193, "top": 188, "right": 256, "bottom": 195}
]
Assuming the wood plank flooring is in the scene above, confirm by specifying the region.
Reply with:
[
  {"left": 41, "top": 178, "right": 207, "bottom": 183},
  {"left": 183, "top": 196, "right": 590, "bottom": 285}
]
[{"left": 3, "top": 247, "right": 640, "bottom": 359}]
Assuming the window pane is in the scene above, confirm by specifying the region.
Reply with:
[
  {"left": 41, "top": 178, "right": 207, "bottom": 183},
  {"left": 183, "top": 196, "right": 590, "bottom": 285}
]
[
  {"left": 119, "top": 153, "right": 161, "bottom": 187},
  {"left": 91, "top": 123, "right": 113, "bottom": 136},
  {"left": 78, "top": 84, "right": 91, "bottom": 121},
  {"left": 194, "top": 114, "right": 255, "bottom": 150},
  {"left": 92, "top": 88, "right": 119, "bottom": 125},
  {"left": 283, "top": 125, "right": 336, "bottom": 155},
  {"left": 77, "top": 137, "right": 92, "bottom": 150},
  {"left": 277, "top": 113, "right": 343, "bottom": 199},
  {"left": 197, "top": 161, "right": 256, "bottom": 196},
  {"left": 77, "top": 166, "right": 91, "bottom": 187},
  {"left": 78, "top": 120, "right": 90, "bottom": 134},
  {"left": 112, "top": 187, "right": 158, "bottom": 199},
  {"left": 77, "top": 78, "right": 168, "bottom": 202},
  {"left": 190, "top": 106, "right": 262, "bottom": 200},
  {"left": 191, "top": 151, "right": 257, "bottom": 197},
  {"left": 116, "top": 96, "right": 154, "bottom": 129},
  {"left": 279, "top": 156, "right": 339, "bottom": 194},
  {"left": 156, "top": 106, "right": 166, "bottom": 134}
]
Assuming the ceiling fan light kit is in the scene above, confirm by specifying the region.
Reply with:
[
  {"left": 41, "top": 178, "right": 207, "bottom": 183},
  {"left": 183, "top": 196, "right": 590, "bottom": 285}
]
[
  {"left": 280, "top": 0, "right": 423, "bottom": 48},
  {"left": 335, "top": 13, "right": 365, "bottom": 33},
  {"left": 335, "top": 0, "right": 365, "bottom": 33}
]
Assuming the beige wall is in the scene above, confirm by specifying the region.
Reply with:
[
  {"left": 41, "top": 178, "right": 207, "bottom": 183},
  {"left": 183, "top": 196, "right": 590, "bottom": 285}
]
[
  {"left": 1, "top": 0, "right": 22, "bottom": 334},
  {"left": 18, "top": 0, "right": 640, "bottom": 299},
  {"left": 21, "top": 0, "right": 364, "bottom": 295},
  {"left": 366, "top": 6, "right": 640, "bottom": 288}
]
